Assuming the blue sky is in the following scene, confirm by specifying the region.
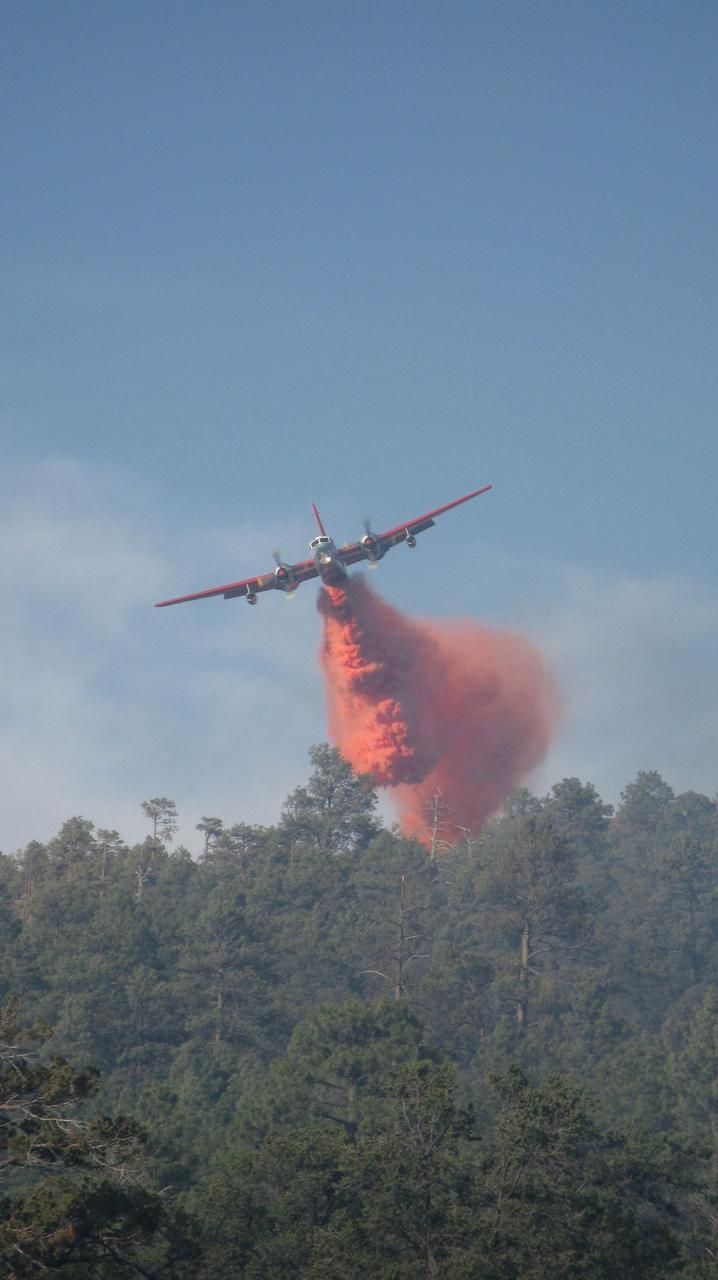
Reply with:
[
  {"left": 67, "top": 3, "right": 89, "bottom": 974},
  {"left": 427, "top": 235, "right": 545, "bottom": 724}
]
[{"left": 2, "top": 2, "right": 716, "bottom": 852}]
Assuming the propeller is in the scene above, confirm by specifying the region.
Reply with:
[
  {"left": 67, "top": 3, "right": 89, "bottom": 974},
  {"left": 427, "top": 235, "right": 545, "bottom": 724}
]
[
  {"left": 362, "top": 518, "right": 381, "bottom": 566},
  {"left": 272, "top": 549, "right": 290, "bottom": 577},
  {"left": 272, "top": 548, "right": 294, "bottom": 593}
]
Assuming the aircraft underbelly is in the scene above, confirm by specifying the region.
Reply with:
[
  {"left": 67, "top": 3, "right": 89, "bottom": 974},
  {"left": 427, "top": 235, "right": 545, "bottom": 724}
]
[{"left": 318, "top": 556, "right": 348, "bottom": 585}]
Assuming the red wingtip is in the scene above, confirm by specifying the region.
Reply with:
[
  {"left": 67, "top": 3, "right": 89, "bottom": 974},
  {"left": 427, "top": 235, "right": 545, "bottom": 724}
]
[{"left": 311, "top": 502, "right": 326, "bottom": 536}]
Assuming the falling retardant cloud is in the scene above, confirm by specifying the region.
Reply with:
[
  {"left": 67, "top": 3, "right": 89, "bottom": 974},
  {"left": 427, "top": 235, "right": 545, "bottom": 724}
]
[{"left": 318, "top": 575, "right": 558, "bottom": 845}]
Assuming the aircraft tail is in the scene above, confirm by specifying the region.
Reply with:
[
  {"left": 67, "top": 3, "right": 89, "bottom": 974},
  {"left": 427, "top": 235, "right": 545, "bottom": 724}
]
[{"left": 311, "top": 503, "right": 326, "bottom": 536}]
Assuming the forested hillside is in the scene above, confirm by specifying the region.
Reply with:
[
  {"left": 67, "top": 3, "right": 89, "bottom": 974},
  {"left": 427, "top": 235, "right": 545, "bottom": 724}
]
[{"left": 1, "top": 746, "right": 716, "bottom": 1276}]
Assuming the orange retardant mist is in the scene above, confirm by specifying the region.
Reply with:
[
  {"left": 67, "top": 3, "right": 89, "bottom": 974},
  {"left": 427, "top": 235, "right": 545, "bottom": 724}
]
[{"left": 318, "top": 576, "right": 558, "bottom": 847}]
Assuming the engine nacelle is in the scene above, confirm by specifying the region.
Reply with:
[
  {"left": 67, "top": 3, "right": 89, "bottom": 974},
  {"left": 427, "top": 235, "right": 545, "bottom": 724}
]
[
  {"left": 273, "top": 563, "right": 296, "bottom": 591},
  {"left": 361, "top": 531, "right": 384, "bottom": 562}
]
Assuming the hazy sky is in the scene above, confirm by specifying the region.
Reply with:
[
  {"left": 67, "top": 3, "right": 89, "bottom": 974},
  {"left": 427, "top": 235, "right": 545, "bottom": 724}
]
[{"left": 2, "top": 2, "right": 716, "bottom": 852}]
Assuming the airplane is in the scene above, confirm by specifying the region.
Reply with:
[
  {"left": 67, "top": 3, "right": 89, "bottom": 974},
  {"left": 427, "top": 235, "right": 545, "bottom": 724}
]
[{"left": 154, "top": 484, "right": 492, "bottom": 608}]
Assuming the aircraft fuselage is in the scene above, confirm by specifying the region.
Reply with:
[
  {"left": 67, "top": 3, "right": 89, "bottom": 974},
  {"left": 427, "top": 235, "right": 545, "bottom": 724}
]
[{"left": 308, "top": 533, "right": 348, "bottom": 584}]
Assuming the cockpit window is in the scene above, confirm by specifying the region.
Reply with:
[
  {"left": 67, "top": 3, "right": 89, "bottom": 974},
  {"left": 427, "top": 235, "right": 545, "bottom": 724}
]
[{"left": 310, "top": 536, "right": 331, "bottom": 548}]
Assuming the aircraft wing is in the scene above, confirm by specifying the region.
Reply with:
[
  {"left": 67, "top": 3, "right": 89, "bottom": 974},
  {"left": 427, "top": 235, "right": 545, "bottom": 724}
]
[
  {"left": 337, "top": 543, "right": 373, "bottom": 567},
  {"left": 155, "top": 557, "right": 319, "bottom": 607},
  {"left": 338, "top": 484, "right": 492, "bottom": 566}
]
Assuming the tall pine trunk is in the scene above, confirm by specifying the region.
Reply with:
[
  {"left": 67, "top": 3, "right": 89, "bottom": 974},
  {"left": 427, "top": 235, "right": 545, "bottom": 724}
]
[{"left": 516, "top": 919, "right": 530, "bottom": 1031}]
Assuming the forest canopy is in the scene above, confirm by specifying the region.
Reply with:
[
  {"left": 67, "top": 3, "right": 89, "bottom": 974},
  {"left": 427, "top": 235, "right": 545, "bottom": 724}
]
[{"left": 1, "top": 747, "right": 716, "bottom": 1276}]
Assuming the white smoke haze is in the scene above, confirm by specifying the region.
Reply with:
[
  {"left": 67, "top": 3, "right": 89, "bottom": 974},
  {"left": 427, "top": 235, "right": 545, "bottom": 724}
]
[
  {"left": 0, "top": 458, "right": 715, "bottom": 855},
  {"left": 0, "top": 457, "right": 324, "bottom": 853},
  {"left": 533, "top": 567, "right": 718, "bottom": 803}
]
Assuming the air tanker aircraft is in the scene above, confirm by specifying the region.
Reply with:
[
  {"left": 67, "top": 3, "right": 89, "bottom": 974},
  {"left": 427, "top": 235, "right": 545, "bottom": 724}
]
[{"left": 155, "top": 484, "right": 492, "bottom": 608}]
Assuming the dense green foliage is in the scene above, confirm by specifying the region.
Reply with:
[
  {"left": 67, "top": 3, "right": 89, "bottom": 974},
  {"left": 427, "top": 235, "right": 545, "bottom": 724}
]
[{"left": 1, "top": 746, "right": 716, "bottom": 1275}]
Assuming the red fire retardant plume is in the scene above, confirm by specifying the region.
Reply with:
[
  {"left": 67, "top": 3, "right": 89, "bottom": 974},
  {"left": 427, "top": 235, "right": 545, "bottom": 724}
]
[{"left": 318, "top": 576, "right": 558, "bottom": 847}]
